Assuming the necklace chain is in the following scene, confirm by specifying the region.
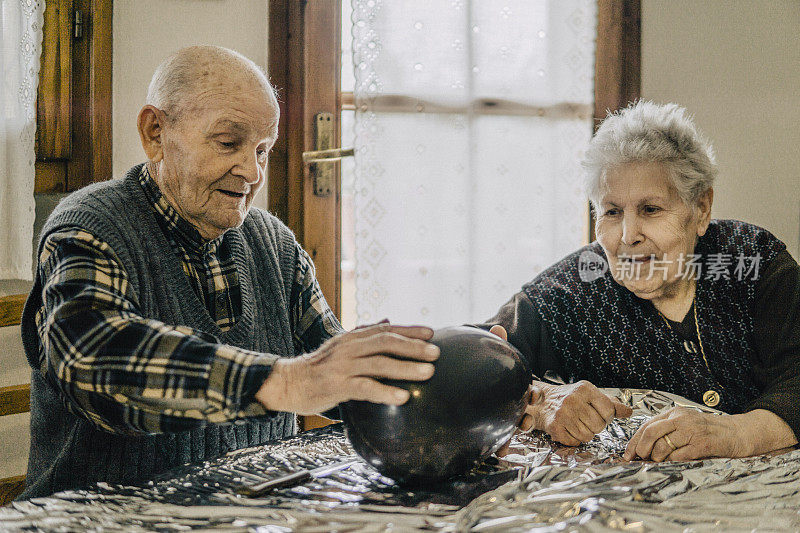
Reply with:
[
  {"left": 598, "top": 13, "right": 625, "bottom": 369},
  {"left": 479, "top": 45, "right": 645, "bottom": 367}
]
[{"left": 658, "top": 298, "right": 724, "bottom": 391}]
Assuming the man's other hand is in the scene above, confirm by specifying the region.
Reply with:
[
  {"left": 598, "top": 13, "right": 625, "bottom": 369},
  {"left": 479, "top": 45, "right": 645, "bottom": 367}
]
[{"left": 255, "top": 323, "right": 439, "bottom": 415}]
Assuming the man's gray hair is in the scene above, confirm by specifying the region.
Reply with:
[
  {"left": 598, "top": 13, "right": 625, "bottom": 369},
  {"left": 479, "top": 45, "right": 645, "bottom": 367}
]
[
  {"left": 583, "top": 100, "right": 717, "bottom": 209},
  {"left": 146, "top": 45, "right": 277, "bottom": 120}
]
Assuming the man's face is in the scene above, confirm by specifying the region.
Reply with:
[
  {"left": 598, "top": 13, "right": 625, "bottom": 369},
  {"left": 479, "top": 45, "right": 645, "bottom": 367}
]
[{"left": 153, "top": 80, "right": 277, "bottom": 240}]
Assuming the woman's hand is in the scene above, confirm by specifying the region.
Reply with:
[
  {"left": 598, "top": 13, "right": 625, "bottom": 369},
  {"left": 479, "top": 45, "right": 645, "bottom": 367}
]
[
  {"left": 489, "top": 325, "right": 632, "bottom": 446},
  {"left": 623, "top": 407, "right": 741, "bottom": 461},
  {"left": 530, "top": 380, "right": 633, "bottom": 445},
  {"left": 624, "top": 407, "right": 797, "bottom": 462}
]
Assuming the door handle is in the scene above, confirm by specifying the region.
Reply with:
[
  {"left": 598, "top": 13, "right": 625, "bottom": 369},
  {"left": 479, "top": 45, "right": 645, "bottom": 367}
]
[
  {"left": 302, "top": 147, "right": 355, "bottom": 164},
  {"left": 302, "top": 113, "right": 354, "bottom": 197}
]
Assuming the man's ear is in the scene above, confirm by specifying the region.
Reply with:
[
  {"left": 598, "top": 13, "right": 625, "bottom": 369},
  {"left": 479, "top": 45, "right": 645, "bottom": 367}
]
[
  {"left": 137, "top": 105, "right": 166, "bottom": 163},
  {"left": 696, "top": 188, "right": 713, "bottom": 237}
]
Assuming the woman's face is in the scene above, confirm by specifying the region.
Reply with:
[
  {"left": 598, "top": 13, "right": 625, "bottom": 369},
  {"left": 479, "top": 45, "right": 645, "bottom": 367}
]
[{"left": 595, "top": 161, "right": 712, "bottom": 301}]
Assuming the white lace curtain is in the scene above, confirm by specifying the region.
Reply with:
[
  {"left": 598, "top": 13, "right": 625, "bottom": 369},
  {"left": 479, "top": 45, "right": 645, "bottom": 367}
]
[
  {"left": 350, "top": 1, "right": 596, "bottom": 327},
  {"left": 1, "top": 0, "right": 44, "bottom": 280}
]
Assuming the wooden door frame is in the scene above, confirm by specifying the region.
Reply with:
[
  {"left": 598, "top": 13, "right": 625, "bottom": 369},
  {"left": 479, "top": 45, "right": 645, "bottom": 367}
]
[{"left": 268, "top": 0, "right": 342, "bottom": 319}]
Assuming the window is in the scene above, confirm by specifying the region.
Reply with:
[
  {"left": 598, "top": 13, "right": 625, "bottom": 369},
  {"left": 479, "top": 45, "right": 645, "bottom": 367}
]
[
  {"left": 267, "top": 1, "right": 639, "bottom": 431},
  {"left": 341, "top": 1, "right": 621, "bottom": 328},
  {"left": 268, "top": 0, "right": 640, "bottom": 332}
]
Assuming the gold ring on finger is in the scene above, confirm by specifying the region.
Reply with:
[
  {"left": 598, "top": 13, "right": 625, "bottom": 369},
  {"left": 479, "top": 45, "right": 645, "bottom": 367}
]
[{"left": 663, "top": 433, "right": 677, "bottom": 450}]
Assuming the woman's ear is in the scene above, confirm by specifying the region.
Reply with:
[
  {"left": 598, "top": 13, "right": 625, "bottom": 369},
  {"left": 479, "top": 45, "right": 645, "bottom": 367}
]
[
  {"left": 137, "top": 105, "right": 165, "bottom": 163},
  {"left": 696, "top": 188, "right": 714, "bottom": 237}
]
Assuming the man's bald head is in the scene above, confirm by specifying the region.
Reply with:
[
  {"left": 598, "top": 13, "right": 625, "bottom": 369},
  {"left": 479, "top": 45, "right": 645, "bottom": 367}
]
[
  {"left": 146, "top": 45, "right": 278, "bottom": 123},
  {"left": 138, "top": 46, "right": 279, "bottom": 240}
]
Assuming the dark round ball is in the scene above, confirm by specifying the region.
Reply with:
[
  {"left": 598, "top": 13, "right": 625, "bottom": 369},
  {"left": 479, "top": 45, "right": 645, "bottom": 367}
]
[{"left": 341, "top": 326, "right": 530, "bottom": 485}]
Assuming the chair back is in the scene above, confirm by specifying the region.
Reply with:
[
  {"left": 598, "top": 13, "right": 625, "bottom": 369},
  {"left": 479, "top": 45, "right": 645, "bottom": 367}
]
[{"left": 0, "top": 294, "right": 30, "bottom": 505}]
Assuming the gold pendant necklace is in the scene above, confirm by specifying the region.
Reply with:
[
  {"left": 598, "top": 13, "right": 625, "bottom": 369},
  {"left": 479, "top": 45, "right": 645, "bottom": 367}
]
[{"left": 657, "top": 297, "right": 724, "bottom": 407}]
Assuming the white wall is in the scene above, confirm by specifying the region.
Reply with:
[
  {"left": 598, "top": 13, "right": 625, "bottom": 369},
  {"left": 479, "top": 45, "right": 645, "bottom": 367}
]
[
  {"left": 112, "top": 0, "right": 270, "bottom": 209},
  {"left": 642, "top": 0, "right": 800, "bottom": 259}
]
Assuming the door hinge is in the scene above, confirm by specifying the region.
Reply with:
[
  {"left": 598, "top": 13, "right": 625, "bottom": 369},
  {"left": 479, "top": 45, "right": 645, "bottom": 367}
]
[{"left": 73, "top": 9, "right": 84, "bottom": 39}]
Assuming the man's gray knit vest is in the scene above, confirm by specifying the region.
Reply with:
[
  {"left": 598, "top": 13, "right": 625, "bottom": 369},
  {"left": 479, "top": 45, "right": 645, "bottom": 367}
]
[
  {"left": 20, "top": 163, "right": 298, "bottom": 499},
  {"left": 524, "top": 220, "right": 786, "bottom": 414}
]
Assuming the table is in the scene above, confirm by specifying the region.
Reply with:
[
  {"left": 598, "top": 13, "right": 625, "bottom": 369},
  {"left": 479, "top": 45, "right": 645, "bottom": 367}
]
[{"left": 2, "top": 389, "right": 799, "bottom": 532}]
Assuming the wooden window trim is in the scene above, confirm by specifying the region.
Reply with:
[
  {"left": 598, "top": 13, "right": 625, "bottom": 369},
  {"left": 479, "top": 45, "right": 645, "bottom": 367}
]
[
  {"left": 268, "top": 0, "right": 341, "bottom": 317},
  {"left": 591, "top": 0, "right": 641, "bottom": 241},
  {"left": 35, "top": 0, "right": 113, "bottom": 193},
  {"left": 595, "top": 0, "right": 641, "bottom": 123},
  {"left": 341, "top": 91, "right": 354, "bottom": 111},
  {"left": 341, "top": 93, "right": 591, "bottom": 119}
]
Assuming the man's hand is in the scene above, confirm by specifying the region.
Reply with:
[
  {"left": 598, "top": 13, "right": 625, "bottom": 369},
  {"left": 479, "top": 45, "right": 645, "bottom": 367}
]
[
  {"left": 489, "top": 325, "right": 632, "bottom": 446},
  {"left": 254, "top": 323, "right": 439, "bottom": 415},
  {"left": 623, "top": 407, "right": 797, "bottom": 462}
]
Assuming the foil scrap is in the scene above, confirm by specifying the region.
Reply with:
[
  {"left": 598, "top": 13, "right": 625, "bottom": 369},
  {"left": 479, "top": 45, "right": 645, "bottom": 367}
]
[{"left": 1, "top": 389, "right": 799, "bottom": 532}]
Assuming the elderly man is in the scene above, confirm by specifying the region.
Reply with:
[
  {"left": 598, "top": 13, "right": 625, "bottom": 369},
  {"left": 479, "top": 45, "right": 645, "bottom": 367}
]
[{"left": 19, "top": 46, "right": 438, "bottom": 499}]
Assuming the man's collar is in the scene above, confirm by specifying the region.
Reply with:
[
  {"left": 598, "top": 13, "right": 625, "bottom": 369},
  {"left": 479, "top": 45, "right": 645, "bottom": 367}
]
[{"left": 138, "top": 164, "right": 222, "bottom": 255}]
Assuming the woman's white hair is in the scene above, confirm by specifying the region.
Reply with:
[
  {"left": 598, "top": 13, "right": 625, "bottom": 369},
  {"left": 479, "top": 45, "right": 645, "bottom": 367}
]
[{"left": 583, "top": 100, "right": 717, "bottom": 209}]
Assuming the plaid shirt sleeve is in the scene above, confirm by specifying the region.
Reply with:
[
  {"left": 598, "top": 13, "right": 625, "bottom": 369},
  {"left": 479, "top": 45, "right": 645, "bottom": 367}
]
[
  {"left": 36, "top": 229, "right": 277, "bottom": 435},
  {"left": 290, "top": 243, "right": 345, "bottom": 354}
]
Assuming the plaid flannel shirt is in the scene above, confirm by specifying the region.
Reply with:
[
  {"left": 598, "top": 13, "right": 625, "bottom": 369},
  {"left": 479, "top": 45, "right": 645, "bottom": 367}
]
[{"left": 34, "top": 166, "right": 342, "bottom": 434}]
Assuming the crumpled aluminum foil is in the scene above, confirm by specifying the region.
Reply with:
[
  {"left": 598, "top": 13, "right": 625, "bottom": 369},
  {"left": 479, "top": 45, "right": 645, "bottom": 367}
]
[
  {"left": 1, "top": 388, "right": 798, "bottom": 532},
  {"left": 499, "top": 387, "right": 724, "bottom": 468}
]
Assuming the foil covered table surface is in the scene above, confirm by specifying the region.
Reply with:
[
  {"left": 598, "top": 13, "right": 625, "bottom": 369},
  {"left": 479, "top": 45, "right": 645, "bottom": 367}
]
[{"left": 2, "top": 388, "right": 799, "bottom": 532}]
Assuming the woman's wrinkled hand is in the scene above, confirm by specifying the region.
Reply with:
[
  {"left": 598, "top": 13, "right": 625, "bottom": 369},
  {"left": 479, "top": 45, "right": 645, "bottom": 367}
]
[
  {"left": 623, "top": 406, "right": 745, "bottom": 462},
  {"left": 531, "top": 380, "right": 633, "bottom": 445},
  {"left": 488, "top": 324, "right": 632, "bottom": 447}
]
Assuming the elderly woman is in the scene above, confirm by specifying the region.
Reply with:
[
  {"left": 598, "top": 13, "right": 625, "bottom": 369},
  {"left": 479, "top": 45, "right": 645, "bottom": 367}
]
[{"left": 487, "top": 101, "right": 799, "bottom": 462}]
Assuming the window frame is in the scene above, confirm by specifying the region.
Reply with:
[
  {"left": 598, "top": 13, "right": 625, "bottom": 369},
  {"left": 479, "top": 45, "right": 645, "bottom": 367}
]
[
  {"left": 271, "top": 0, "right": 641, "bottom": 308},
  {"left": 590, "top": 0, "right": 641, "bottom": 240},
  {"left": 35, "top": 0, "right": 113, "bottom": 193}
]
